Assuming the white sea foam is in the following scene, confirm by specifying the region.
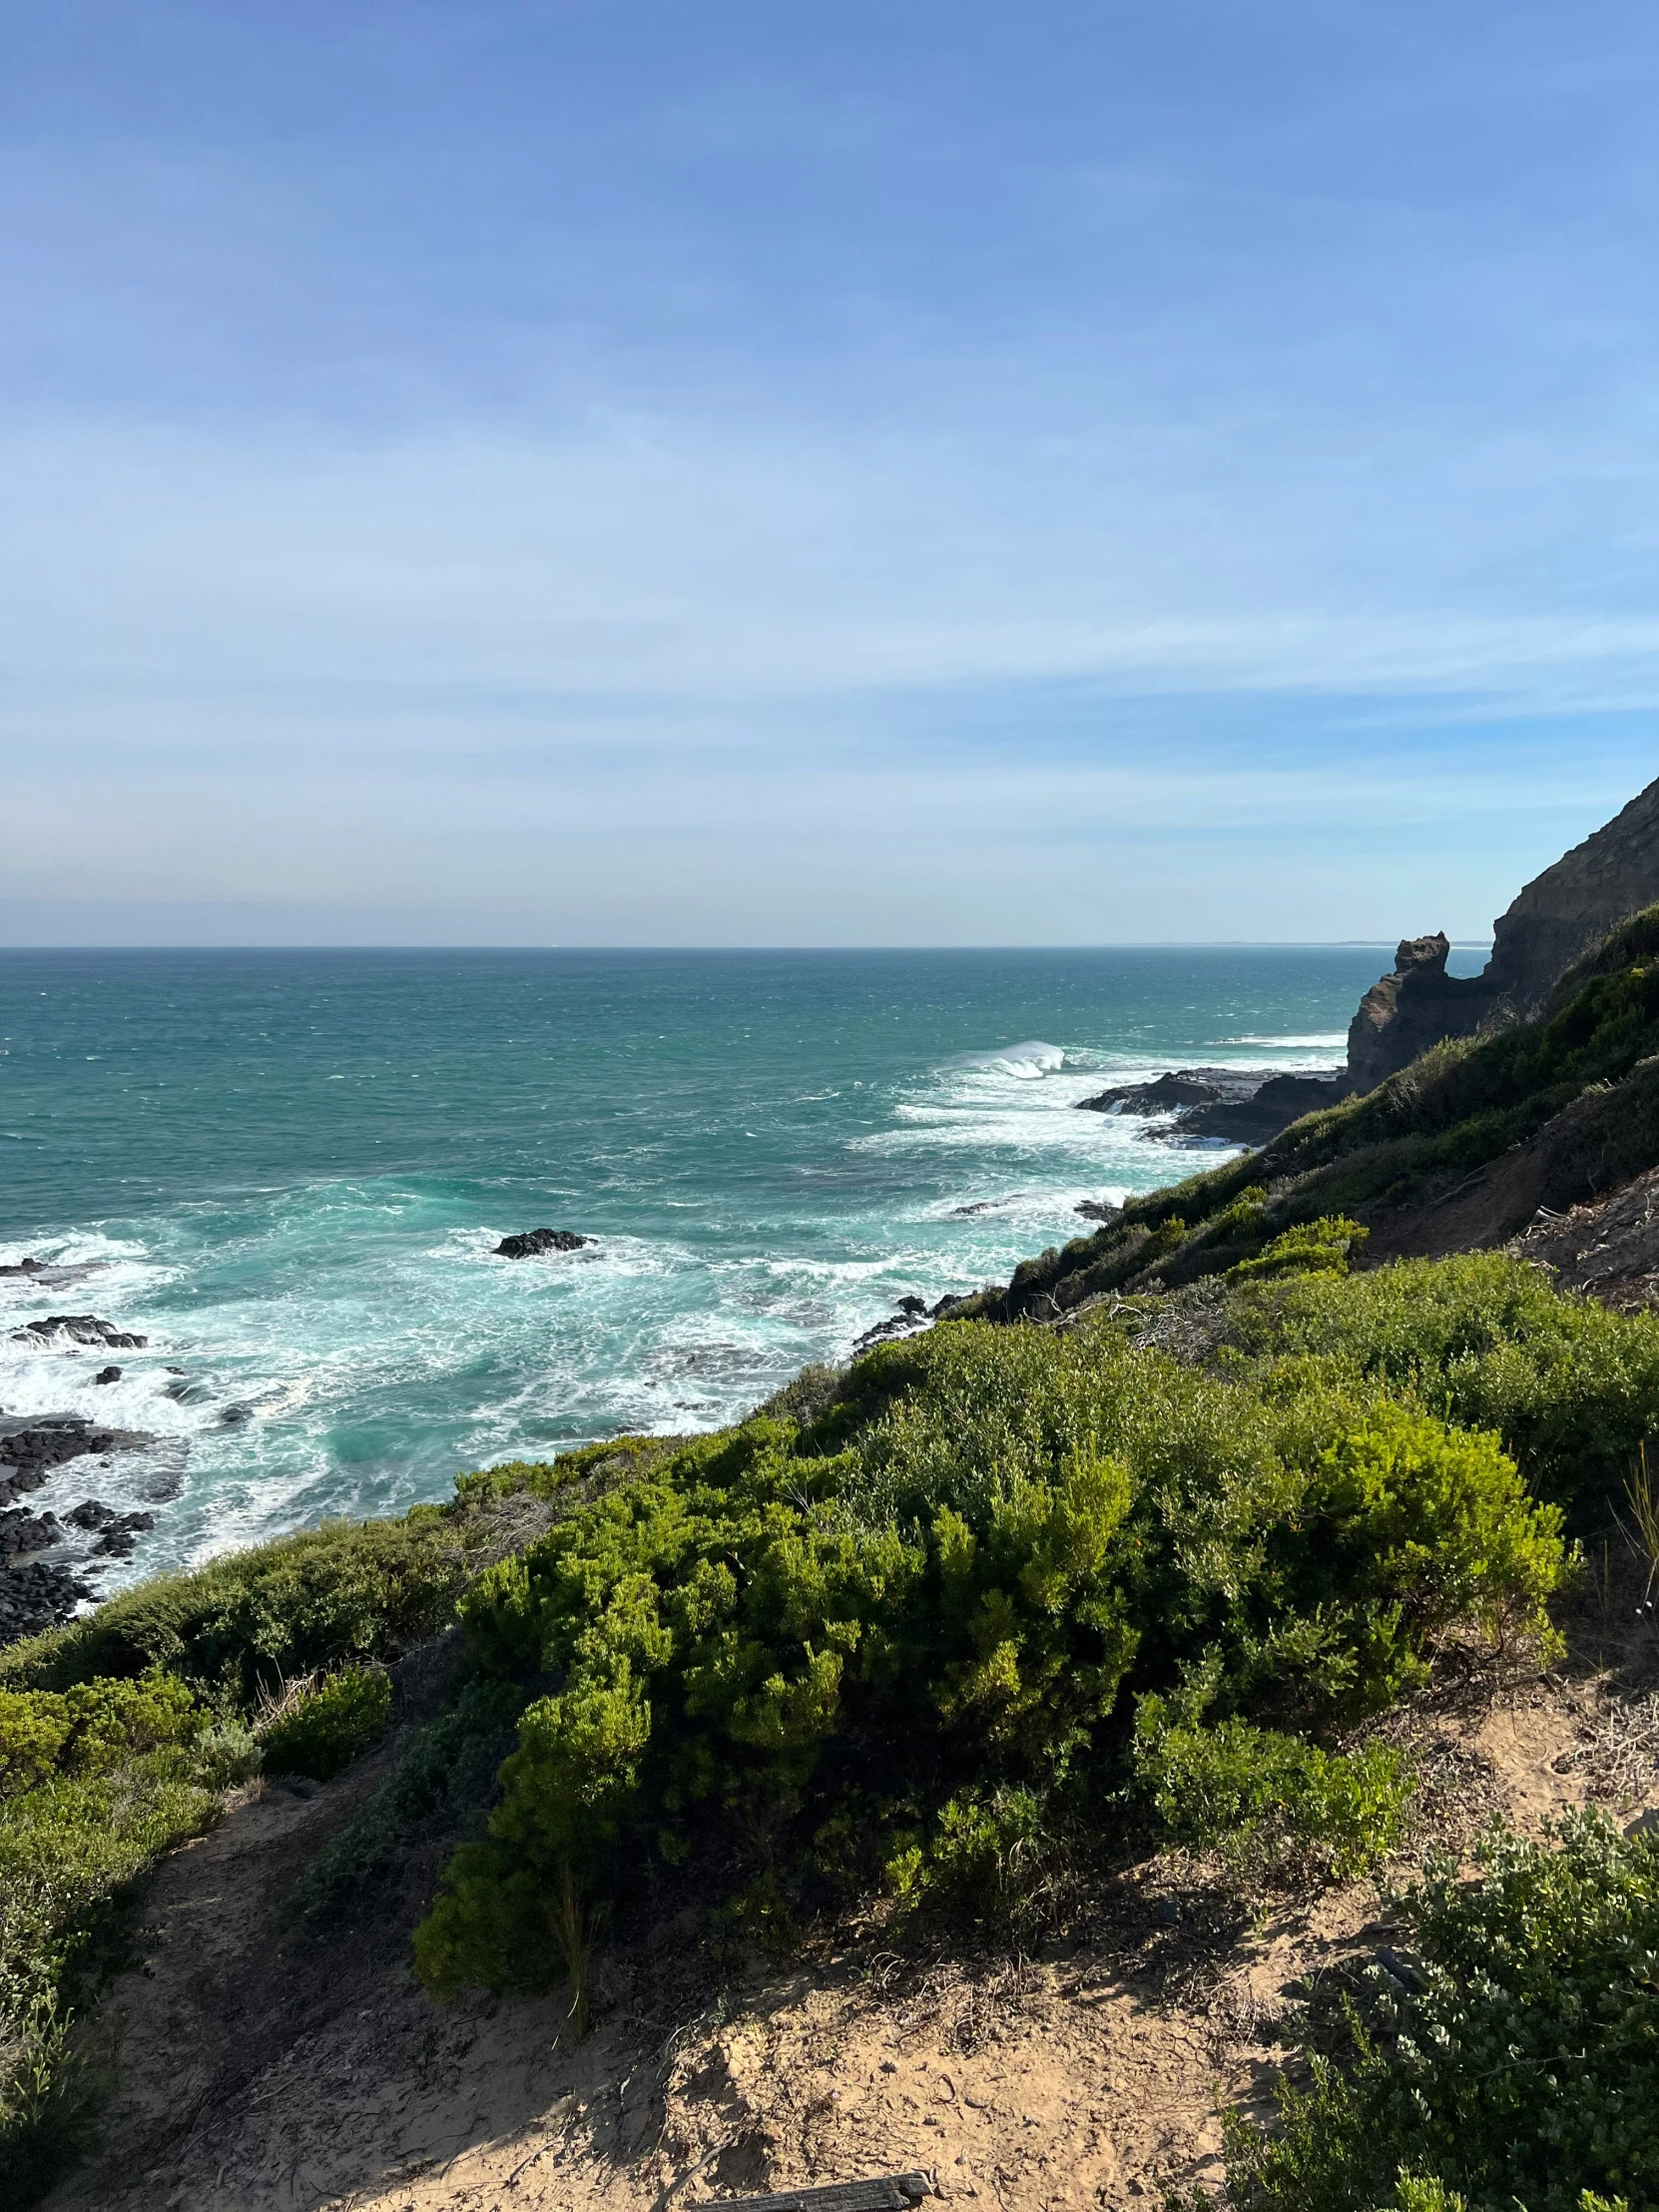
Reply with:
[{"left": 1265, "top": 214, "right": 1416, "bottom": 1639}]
[{"left": 1223, "top": 1033, "right": 1349, "bottom": 1050}]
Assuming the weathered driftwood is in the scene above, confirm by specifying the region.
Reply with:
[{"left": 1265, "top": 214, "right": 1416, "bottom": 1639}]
[{"left": 701, "top": 2173, "right": 934, "bottom": 2212}]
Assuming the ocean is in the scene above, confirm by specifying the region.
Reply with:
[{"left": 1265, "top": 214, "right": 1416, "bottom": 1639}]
[{"left": 0, "top": 946, "right": 1474, "bottom": 1586}]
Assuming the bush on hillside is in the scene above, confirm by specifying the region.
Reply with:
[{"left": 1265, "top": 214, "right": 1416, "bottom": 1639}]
[
  {"left": 1230, "top": 1217, "right": 1369, "bottom": 1281},
  {"left": 1131, "top": 1708, "right": 1411, "bottom": 1878},
  {"left": 0, "top": 1513, "right": 464, "bottom": 1704},
  {"left": 412, "top": 1317, "right": 1566, "bottom": 1998},
  {"left": 1236, "top": 1252, "right": 1659, "bottom": 1512},
  {"left": 257, "top": 1665, "right": 391, "bottom": 1781},
  {"left": 1206, "top": 1811, "right": 1659, "bottom": 2212},
  {"left": 0, "top": 1674, "right": 219, "bottom": 2201}
]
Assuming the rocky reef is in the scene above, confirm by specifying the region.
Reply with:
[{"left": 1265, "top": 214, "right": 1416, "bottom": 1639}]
[
  {"left": 1076, "top": 1065, "right": 1349, "bottom": 1145},
  {"left": 493, "top": 1228, "right": 594, "bottom": 1258}
]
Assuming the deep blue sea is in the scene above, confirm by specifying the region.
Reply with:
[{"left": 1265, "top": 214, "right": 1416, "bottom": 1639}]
[{"left": 0, "top": 947, "right": 1479, "bottom": 1586}]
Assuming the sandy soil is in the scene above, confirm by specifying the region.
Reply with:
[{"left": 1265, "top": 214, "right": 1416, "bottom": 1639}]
[{"left": 43, "top": 1629, "right": 1659, "bottom": 2212}]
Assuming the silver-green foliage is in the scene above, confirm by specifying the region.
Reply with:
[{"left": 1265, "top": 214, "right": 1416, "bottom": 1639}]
[{"left": 1211, "top": 1812, "right": 1659, "bottom": 2212}]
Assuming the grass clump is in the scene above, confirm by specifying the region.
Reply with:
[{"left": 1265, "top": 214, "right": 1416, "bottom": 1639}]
[{"left": 1206, "top": 1811, "right": 1659, "bottom": 2212}]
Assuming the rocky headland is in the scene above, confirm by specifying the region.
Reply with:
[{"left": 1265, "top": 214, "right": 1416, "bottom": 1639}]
[{"left": 1347, "top": 773, "right": 1659, "bottom": 1087}]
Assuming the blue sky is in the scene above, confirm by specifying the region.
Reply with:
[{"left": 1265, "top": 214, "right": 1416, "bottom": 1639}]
[{"left": 3, "top": 0, "right": 1657, "bottom": 944}]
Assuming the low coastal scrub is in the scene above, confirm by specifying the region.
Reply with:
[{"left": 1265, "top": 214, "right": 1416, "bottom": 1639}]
[
  {"left": 0, "top": 1672, "right": 225, "bottom": 2198},
  {"left": 1204, "top": 1811, "right": 1659, "bottom": 2212},
  {"left": 412, "top": 1311, "right": 1567, "bottom": 1995},
  {"left": 0, "top": 1511, "right": 465, "bottom": 1703},
  {"left": 9, "top": 1248, "right": 1659, "bottom": 2196},
  {"left": 0, "top": 1449, "right": 654, "bottom": 2197}
]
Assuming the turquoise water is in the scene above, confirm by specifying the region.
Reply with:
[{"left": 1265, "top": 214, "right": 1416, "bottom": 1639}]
[{"left": 0, "top": 947, "right": 1438, "bottom": 1579}]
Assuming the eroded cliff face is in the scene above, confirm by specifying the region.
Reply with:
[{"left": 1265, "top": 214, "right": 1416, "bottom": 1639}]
[
  {"left": 1348, "top": 777, "right": 1659, "bottom": 1090},
  {"left": 1485, "top": 776, "right": 1659, "bottom": 1015}
]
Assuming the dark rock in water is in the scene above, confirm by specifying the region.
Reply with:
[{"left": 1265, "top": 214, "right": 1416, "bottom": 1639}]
[
  {"left": 1076, "top": 1066, "right": 1349, "bottom": 1148},
  {"left": 220, "top": 1404, "right": 253, "bottom": 1425},
  {"left": 0, "top": 1508, "right": 63, "bottom": 1558},
  {"left": 1183, "top": 1071, "right": 1351, "bottom": 1142},
  {"left": 851, "top": 1297, "right": 936, "bottom": 1353},
  {"left": 10, "top": 1314, "right": 149, "bottom": 1350},
  {"left": 63, "top": 1500, "right": 153, "bottom": 1541},
  {"left": 0, "top": 1557, "right": 93, "bottom": 1641},
  {"left": 91, "top": 1515, "right": 156, "bottom": 1558},
  {"left": 65, "top": 1500, "right": 120, "bottom": 1530},
  {"left": 0, "top": 1256, "right": 103, "bottom": 1287},
  {"left": 94, "top": 1366, "right": 122, "bottom": 1384},
  {"left": 951, "top": 1201, "right": 996, "bottom": 1216},
  {"left": 494, "top": 1228, "right": 594, "bottom": 1258},
  {"left": 0, "top": 1417, "right": 157, "bottom": 1507},
  {"left": 1075, "top": 1199, "right": 1120, "bottom": 1222},
  {"left": 1076, "top": 1067, "right": 1262, "bottom": 1116}
]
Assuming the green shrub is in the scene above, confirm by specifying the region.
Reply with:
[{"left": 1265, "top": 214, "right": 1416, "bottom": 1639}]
[
  {"left": 1211, "top": 1812, "right": 1659, "bottom": 2212},
  {"left": 1231, "top": 1217, "right": 1369, "bottom": 1281},
  {"left": 1238, "top": 1253, "right": 1659, "bottom": 1513},
  {"left": 0, "top": 1515, "right": 462, "bottom": 1704},
  {"left": 259, "top": 1666, "right": 391, "bottom": 1781},
  {"left": 0, "top": 1677, "right": 216, "bottom": 2202},
  {"left": 1131, "top": 1705, "right": 1411, "bottom": 1878},
  {"left": 413, "top": 1318, "right": 1566, "bottom": 1998}
]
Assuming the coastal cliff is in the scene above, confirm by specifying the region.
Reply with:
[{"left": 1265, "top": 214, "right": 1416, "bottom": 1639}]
[{"left": 1346, "top": 775, "right": 1659, "bottom": 1087}]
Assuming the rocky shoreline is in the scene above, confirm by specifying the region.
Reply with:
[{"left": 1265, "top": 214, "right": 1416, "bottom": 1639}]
[
  {"left": 1074, "top": 1063, "right": 1349, "bottom": 1145},
  {"left": 0, "top": 1411, "right": 160, "bottom": 1640}
]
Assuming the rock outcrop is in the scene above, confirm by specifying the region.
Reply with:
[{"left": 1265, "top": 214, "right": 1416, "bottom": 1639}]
[
  {"left": 0, "top": 1415, "right": 156, "bottom": 1506},
  {"left": 1347, "top": 778, "right": 1659, "bottom": 1091},
  {"left": 493, "top": 1229, "right": 594, "bottom": 1259},
  {"left": 1346, "top": 933, "right": 1496, "bottom": 1094},
  {"left": 10, "top": 1314, "right": 149, "bottom": 1350},
  {"left": 1076, "top": 1066, "right": 1349, "bottom": 1146}
]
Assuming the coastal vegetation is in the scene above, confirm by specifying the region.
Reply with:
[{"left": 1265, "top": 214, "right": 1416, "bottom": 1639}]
[{"left": 8, "top": 1082, "right": 1659, "bottom": 2197}]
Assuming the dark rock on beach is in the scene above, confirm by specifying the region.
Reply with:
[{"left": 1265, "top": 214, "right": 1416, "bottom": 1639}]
[
  {"left": 494, "top": 1228, "right": 595, "bottom": 1258},
  {"left": 10, "top": 1313, "right": 149, "bottom": 1350}
]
